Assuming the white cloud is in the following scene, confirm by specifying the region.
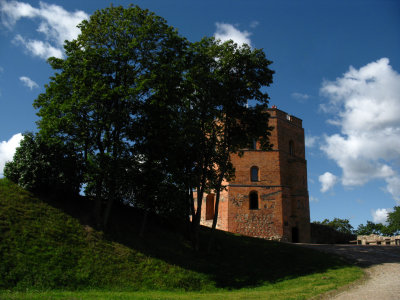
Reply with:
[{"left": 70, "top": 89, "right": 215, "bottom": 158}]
[
  {"left": 19, "top": 76, "right": 38, "bottom": 89},
  {"left": 13, "top": 34, "right": 63, "bottom": 59},
  {"left": 0, "top": 1, "right": 88, "bottom": 59},
  {"left": 0, "top": 133, "right": 23, "bottom": 177},
  {"left": 309, "top": 196, "right": 319, "bottom": 203},
  {"left": 371, "top": 208, "right": 391, "bottom": 225},
  {"left": 320, "top": 58, "right": 400, "bottom": 203},
  {"left": 0, "top": 0, "right": 37, "bottom": 27},
  {"left": 305, "top": 134, "right": 318, "bottom": 148},
  {"left": 214, "top": 22, "right": 252, "bottom": 47},
  {"left": 319, "top": 172, "right": 338, "bottom": 193},
  {"left": 386, "top": 176, "right": 400, "bottom": 203}
]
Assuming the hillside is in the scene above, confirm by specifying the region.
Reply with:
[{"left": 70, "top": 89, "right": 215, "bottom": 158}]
[{"left": 0, "top": 178, "right": 362, "bottom": 298}]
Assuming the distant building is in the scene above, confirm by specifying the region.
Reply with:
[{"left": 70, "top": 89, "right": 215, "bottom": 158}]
[
  {"left": 200, "top": 107, "right": 311, "bottom": 242},
  {"left": 357, "top": 234, "right": 400, "bottom": 245}
]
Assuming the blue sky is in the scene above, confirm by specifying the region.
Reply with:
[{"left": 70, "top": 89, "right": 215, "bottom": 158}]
[{"left": 1, "top": 0, "right": 399, "bottom": 229}]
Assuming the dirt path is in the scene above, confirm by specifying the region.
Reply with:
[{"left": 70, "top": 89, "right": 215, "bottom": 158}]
[{"left": 298, "top": 244, "right": 400, "bottom": 300}]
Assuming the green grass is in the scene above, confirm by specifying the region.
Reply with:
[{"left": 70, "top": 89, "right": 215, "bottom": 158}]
[{"left": 0, "top": 178, "right": 363, "bottom": 299}]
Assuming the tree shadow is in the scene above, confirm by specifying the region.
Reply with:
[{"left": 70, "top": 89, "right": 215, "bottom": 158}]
[{"left": 49, "top": 196, "right": 361, "bottom": 290}]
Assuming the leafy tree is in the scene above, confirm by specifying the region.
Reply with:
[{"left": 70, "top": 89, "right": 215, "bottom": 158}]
[
  {"left": 387, "top": 206, "right": 400, "bottom": 235},
  {"left": 355, "top": 221, "right": 386, "bottom": 235},
  {"left": 354, "top": 207, "right": 400, "bottom": 236},
  {"left": 182, "top": 38, "right": 274, "bottom": 250},
  {"left": 4, "top": 133, "right": 82, "bottom": 197},
  {"left": 33, "top": 5, "right": 186, "bottom": 228},
  {"left": 11, "top": 5, "right": 275, "bottom": 251},
  {"left": 316, "top": 218, "right": 354, "bottom": 235}
]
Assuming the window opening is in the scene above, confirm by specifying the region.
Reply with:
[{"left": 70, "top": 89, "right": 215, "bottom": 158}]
[
  {"left": 250, "top": 166, "right": 259, "bottom": 182},
  {"left": 205, "top": 194, "right": 215, "bottom": 220},
  {"left": 249, "top": 191, "right": 259, "bottom": 210},
  {"left": 289, "top": 140, "right": 295, "bottom": 156}
]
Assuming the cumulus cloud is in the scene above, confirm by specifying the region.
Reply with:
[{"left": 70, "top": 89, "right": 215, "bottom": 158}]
[
  {"left": 13, "top": 34, "right": 63, "bottom": 59},
  {"left": 319, "top": 172, "right": 338, "bottom": 193},
  {"left": 19, "top": 76, "right": 38, "bottom": 89},
  {"left": 309, "top": 196, "right": 319, "bottom": 203},
  {"left": 320, "top": 58, "right": 400, "bottom": 203},
  {"left": 0, "top": 133, "right": 23, "bottom": 177},
  {"left": 214, "top": 22, "right": 252, "bottom": 47},
  {"left": 0, "top": 1, "right": 88, "bottom": 59},
  {"left": 371, "top": 208, "right": 390, "bottom": 225}
]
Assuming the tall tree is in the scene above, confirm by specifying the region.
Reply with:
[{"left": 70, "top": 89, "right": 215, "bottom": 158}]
[
  {"left": 33, "top": 5, "right": 186, "bottom": 228},
  {"left": 183, "top": 38, "right": 274, "bottom": 250}
]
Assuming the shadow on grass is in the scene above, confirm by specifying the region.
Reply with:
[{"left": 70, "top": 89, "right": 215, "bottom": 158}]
[
  {"left": 2, "top": 181, "right": 360, "bottom": 291},
  {"left": 70, "top": 199, "right": 353, "bottom": 290}
]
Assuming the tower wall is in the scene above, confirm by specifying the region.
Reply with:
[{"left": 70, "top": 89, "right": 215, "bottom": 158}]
[{"left": 199, "top": 107, "right": 311, "bottom": 242}]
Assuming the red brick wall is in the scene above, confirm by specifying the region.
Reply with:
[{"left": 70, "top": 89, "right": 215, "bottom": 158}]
[{"left": 199, "top": 108, "right": 311, "bottom": 242}]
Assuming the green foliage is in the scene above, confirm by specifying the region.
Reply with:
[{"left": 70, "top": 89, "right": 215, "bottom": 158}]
[
  {"left": 179, "top": 37, "right": 274, "bottom": 248},
  {"left": 354, "top": 206, "right": 400, "bottom": 236},
  {"left": 387, "top": 206, "right": 400, "bottom": 235},
  {"left": 315, "top": 218, "right": 354, "bottom": 235},
  {"left": 0, "top": 178, "right": 361, "bottom": 294},
  {"left": 9, "top": 5, "right": 274, "bottom": 237},
  {"left": 4, "top": 133, "right": 82, "bottom": 197},
  {"left": 355, "top": 221, "right": 387, "bottom": 235},
  {"left": 32, "top": 5, "right": 187, "bottom": 226}
]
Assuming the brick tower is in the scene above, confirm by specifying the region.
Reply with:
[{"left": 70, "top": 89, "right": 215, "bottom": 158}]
[{"left": 200, "top": 107, "right": 311, "bottom": 242}]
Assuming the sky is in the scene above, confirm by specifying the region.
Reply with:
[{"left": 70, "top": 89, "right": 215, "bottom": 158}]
[{"left": 0, "top": 0, "right": 400, "bottom": 229}]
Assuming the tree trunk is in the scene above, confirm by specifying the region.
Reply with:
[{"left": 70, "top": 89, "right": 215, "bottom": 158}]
[
  {"left": 94, "top": 178, "right": 103, "bottom": 228},
  {"left": 139, "top": 209, "right": 149, "bottom": 237},
  {"left": 191, "top": 185, "right": 204, "bottom": 251},
  {"left": 186, "top": 187, "right": 195, "bottom": 239},
  {"left": 208, "top": 185, "right": 221, "bottom": 253},
  {"left": 103, "top": 196, "right": 114, "bottom": 229}
]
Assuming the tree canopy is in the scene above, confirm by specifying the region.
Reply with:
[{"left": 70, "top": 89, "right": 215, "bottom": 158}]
[
  {"left": 354, "top": 207, "right": 400, "bottom": 236},
  {"left": 314, "top": 218, "right": 354, "bottom": 235},
  {"left": 6, "top": 5, "right": 274, "bottom": 249}
]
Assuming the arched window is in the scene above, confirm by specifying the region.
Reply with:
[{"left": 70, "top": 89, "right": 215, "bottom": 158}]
[
  {"left": 289, "top": 140, "right": 295, "bottom": 156},
  {"left": 249, "top": 191, "right": 259, "bottom": 210},
  {"left": 250, "top": 166, "right": 259, "bottom": 182}
]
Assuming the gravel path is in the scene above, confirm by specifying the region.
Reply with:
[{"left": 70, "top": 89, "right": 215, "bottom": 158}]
[{"left": 298, "top": 244, "right": 400, "bottom": 300}]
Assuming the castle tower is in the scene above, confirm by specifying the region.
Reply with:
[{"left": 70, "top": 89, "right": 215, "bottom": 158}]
[{"left": 200, "top": 107, "right": 311, "bottom": 242}]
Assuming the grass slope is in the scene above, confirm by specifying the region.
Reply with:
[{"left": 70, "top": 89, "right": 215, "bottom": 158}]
[{"left": 0, "top": 178, "right": 362, "bottom": 299}]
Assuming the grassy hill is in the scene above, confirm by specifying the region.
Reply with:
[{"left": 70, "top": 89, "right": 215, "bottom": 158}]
[{"left": 0, "top": 178, "right": 362, "bottom": 299}]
